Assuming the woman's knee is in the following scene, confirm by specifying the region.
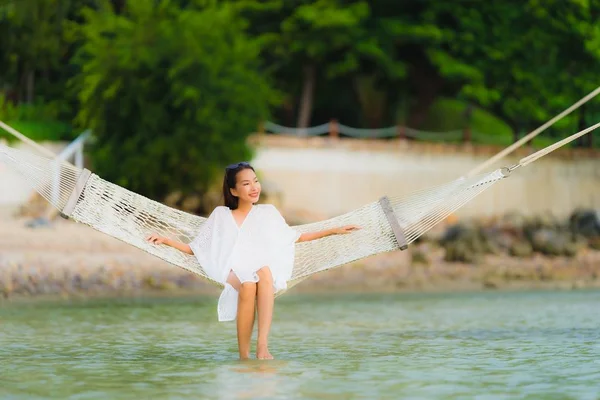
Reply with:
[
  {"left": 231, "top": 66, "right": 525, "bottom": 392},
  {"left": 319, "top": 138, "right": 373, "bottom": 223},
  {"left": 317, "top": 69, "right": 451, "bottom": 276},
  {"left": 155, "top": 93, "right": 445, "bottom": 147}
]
[
  {"left": 257, "top": 266, "right": 273, "bottom": 285},
  {"left": 239, "top": 282, "right": 257, "bottom": 300}
]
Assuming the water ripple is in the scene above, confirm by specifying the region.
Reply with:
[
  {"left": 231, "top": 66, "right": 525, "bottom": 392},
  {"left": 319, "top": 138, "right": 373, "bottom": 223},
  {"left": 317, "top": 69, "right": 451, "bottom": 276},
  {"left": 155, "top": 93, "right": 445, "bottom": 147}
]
[{"left": 1, "top": 291, "right": 600, "bottom": 399}]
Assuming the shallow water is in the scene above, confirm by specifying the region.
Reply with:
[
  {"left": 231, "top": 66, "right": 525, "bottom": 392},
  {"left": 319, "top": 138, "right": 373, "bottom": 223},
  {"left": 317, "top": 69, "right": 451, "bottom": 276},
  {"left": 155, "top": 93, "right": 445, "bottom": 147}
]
[{"left": 1, "top": 290, "right": 600, "bottom": 399}]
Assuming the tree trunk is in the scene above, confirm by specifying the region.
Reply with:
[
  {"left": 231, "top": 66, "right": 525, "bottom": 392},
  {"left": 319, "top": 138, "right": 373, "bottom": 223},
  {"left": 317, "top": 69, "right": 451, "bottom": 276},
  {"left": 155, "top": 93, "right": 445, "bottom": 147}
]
[
  {"left": 17, "top": 64, "right": 25, "bottom": 103},
  {"left": 510, "top": 121, "right": 520, "bottom": 144},
  {"left": 407, "top": 61, "right": 443, "bottom": 128},
  {"left": 354, "top": 74, "right": 386, "bottom": 129},
  {"left": 283, "top": 95, "right": 296, "bottom": 126},
  {"left": 577, "top": 105, "right": 586, "bottom": 147},
  {"left": 25, "top": 69, "right": 34, "bottom": 104},
  {"left": 513, "top": 129, "right": 520, "bottom": 144},
  {"left": 297, "top": 63, "right": 316, "bottom": 129},
  {"left": 112, "top": 0, "right": 126, "bottom": 14}
]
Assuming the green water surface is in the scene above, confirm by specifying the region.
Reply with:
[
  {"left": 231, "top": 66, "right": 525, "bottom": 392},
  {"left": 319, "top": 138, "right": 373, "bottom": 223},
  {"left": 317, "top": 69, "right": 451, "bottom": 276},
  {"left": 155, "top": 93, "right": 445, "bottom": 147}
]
[{"left": 1, "top": 290, "right": 599, "bottom": 399}]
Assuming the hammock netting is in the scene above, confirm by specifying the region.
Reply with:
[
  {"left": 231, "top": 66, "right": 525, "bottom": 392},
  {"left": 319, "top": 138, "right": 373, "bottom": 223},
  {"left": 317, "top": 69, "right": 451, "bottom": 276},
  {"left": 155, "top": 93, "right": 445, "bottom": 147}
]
[{"left": 0, "top": 144, "right": 508, "bottom": 292}]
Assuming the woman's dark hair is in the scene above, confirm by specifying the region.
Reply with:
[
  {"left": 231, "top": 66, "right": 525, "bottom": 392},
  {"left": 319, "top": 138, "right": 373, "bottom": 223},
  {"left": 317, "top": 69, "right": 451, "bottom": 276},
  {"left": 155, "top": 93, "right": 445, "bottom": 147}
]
[{"left": 222, "top": 162, "right": 255, "bottom": 210}]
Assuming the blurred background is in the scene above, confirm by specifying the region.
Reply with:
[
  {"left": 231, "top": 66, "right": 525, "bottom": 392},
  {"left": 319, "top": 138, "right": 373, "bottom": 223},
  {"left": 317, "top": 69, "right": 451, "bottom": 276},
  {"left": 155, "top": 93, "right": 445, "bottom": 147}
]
[{"left": 1, "top": 1, "right": 600, "bottom": 399}]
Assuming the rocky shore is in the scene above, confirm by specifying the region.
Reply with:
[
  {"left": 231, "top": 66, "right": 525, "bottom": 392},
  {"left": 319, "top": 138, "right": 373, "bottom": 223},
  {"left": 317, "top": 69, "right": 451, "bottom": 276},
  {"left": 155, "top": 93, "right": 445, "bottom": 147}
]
[{"left": 1, "top": 209, "right": 600, "bottom": 303}]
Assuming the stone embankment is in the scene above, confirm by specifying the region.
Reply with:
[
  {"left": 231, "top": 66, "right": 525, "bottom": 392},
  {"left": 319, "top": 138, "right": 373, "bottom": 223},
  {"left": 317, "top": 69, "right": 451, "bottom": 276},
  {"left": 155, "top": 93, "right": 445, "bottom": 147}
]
[{"left": 1, "top": 209, "right": 600, "bottom": 302}]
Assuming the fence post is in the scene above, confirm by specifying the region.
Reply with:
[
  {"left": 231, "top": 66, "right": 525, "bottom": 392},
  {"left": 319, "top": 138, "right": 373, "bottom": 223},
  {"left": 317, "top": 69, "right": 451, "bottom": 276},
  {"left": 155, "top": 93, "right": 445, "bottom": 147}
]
[
  {"left": 329, "top": 119, "right": 339, "bottom": 139},
  {"left": 462, "top": 126, "right": 471, "bottom": 144},
  {"left": 397, "top": 125, "right": 406, "bottom": 140},
  {"left": 256, "top": 121, "right": 266, "bottom": 144}
]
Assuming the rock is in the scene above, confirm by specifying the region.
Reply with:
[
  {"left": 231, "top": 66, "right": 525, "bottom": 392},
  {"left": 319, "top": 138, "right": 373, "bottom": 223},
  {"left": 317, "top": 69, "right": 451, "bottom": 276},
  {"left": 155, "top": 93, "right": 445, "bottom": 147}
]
[
  {"left": 499, "top": 211, "right": 527, "bottom": 232},
  {"left": 483, "top": 278, "right": 500, "bottom": 289},
  {"left": 444, "top": 241, "right": 479, "bottom": 263},
  {"left": 590, "top": 237, "right": 600, "bottom": 250},
  {"left": 537, "top": 212, "right": 562, "bottom": 230},
  {"left": 440, "top": 223, "right": 489, "bottom": 263},
  {"left": 490, "top": 231, "right": 517, "bottom": 250},
  {"left": 509, "top": 242, "right": 533, "bottom": 257},
  {"left": 524, "top": 213, "right": 563, "bottom": 241},
  {"left": 530, "top": 229, "right": 577, "bottom": 257},
  {"left": 411, "top": 249, "right": 430, "bottom": 266},
  {"left": 573, "top": 234, "right": 590, "bottom": 252},
  {"left": 563, "top": 242, "right": 578, "bottom": 257},
  {"left": 440, "top": 223, "right": 476, "bottom": 243},
  {"left": 569, "top": 208, "right": 600, "bottom": 238},
  {"left": 531, "top": 229, "right": 558, "bottom": 255}
]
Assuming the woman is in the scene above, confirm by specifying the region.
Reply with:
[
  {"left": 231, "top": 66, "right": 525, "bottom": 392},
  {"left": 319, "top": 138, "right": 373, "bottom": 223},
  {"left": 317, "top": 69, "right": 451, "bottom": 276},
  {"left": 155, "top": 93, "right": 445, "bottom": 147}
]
[{"left": 147, "top": 162, "right": 359, "bottom": 360}]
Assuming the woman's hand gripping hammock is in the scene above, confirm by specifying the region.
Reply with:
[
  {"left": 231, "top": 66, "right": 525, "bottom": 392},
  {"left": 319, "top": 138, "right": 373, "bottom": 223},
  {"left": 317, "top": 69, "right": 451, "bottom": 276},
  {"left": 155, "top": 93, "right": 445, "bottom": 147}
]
[{"left": 146, "top": 234, "right": 194, "bottom": 255}]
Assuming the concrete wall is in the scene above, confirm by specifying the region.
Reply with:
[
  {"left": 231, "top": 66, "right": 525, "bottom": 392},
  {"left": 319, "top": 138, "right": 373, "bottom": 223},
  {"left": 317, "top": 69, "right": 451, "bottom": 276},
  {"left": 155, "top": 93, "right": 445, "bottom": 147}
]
[
  {"left": 251, "top": 136, "right": 600, "bottom": 218},
  {"left": 1, "top": 136, "right": 598, "bottom": 219}
]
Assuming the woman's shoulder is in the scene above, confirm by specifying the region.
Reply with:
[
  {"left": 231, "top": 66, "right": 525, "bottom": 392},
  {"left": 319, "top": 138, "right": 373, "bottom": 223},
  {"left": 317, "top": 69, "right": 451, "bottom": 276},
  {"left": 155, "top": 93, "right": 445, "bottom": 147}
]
[
  {"left": 208, "top": 206, "right": 229, "bottom": 217},
  {"left": 255, "top": 204, "right": 278, "bottom": 212},
  {"left": 255, "top": 204, "right": 285, "bottom": 219}
]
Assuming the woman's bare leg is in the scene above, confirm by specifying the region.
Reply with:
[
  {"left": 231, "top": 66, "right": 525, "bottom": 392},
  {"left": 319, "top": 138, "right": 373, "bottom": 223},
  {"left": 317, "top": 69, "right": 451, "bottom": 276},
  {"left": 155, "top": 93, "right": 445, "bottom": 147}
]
[
  {"left": 236, "top": 282, "right": 257, "bottom": 360},
  {"left": 256, "top": 267, "right": 274, "bottom": 360},
  {"left": 226, "top": 271, "right": 242, "bottom": 291}
]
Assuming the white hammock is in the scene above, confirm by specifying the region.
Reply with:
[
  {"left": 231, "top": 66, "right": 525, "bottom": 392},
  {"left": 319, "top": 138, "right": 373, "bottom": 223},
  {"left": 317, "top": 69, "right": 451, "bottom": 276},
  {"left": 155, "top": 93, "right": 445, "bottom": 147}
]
[
  {"left": 0, "top": 120, "right": 597, "bottom": 292},
  {"left": 0, "top": 145, "right": 507, "bottom": 290}
]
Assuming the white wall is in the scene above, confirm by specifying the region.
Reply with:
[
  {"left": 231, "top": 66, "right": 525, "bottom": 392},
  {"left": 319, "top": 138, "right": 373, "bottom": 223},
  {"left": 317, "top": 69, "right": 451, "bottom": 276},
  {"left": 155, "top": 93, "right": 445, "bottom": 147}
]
[
  {"left": 251, "top": 137, "right": 600, "bottom": 218},
  {"left": 2, "top": 136, "right": 598, "bottom": 219}
]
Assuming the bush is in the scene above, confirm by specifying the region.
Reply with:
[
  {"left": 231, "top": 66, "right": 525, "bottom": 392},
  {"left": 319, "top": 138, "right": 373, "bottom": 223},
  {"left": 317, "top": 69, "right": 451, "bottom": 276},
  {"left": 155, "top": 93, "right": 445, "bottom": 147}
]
[
  {"left": 72, "top": 2, "right": 278, "bottom": 204},
  {"left": 0, "top": 95, "right": 73, "bottom": 141},
  {"left": 418, "top": 97, "right": 513, "bottom": 146}
]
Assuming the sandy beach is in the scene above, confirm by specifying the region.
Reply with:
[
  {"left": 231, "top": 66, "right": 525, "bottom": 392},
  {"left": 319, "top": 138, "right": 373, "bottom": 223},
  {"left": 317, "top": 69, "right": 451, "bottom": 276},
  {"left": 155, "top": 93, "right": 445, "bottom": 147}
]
[{"left": 1, "top": 213, "right": 600, "bottom": 303}]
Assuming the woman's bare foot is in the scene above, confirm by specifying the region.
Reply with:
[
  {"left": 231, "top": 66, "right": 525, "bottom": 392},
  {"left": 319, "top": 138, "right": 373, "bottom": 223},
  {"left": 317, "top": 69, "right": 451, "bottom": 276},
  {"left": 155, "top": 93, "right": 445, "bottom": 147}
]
[{"left": 256, "top": 344, "right": 274, "bottom": 360}]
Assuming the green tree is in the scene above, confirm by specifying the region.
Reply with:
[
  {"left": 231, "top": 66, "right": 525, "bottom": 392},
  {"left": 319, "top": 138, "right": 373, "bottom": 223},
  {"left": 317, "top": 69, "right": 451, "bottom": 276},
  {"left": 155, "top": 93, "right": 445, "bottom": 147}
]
[
  {"left": 0, "top": 0, "right": 77, "bottom": 104},
  {"left": 236, "top": 0, "right": 378, "bottom": 127},
  {"left": 425, "top": 0, "right": 600, "bottom": 143},
  {"left": 72, "top": 0, "right": 277, "bottom": 204}
]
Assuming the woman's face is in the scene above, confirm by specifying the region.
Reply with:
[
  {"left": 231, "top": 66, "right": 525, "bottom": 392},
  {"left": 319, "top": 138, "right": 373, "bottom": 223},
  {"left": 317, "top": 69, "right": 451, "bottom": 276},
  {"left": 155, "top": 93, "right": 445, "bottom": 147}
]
[{"left": 231, "top": 168, "right": 261, "bottom": 205}]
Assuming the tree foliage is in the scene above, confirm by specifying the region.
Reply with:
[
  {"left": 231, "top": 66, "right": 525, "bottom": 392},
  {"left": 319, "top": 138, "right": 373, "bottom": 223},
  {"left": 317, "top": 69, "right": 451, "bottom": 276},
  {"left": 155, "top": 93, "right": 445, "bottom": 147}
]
[
  {"left": 71, "top": 0, "right": 276, "bottom": 200},
  {"left": 1, "top": 0, "right": 599, "bottom": 201},
  {"left": 419, "top": 0, "right": 600, "bottom": 137}
]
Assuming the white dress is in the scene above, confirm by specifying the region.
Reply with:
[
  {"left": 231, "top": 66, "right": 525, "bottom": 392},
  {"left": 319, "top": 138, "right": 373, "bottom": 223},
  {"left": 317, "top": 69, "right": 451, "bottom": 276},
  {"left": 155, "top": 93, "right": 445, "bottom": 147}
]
[{"left": 188, "top": 204, "right": 301, "bottom": 321}]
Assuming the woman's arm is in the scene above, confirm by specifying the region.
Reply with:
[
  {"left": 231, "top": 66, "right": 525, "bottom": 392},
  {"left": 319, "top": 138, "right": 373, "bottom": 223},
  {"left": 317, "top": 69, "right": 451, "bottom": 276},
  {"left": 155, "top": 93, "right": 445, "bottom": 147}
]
[
  {"left": 146, "top": 234, "right": 194, "bottom": 255},
  {"left": 297, "top": 225, "right": 360, "bottom": 243}
]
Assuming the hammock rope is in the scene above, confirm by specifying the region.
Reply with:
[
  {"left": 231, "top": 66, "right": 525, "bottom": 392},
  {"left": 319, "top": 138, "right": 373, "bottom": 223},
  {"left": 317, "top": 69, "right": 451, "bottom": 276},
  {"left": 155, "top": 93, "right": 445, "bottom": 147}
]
[
  {"left": 516, "top": 120, "right": 600, "bottom": 167},
  {"left": 0, "top": 145, "right": 504, "bottom": 290},
  {"left": 466, "top": 86, "right": 600, "bottom": 177},
  {"left": 0, "top": 121, "right": 596, "bottom": 291},
  {"left": 0, "top": 120, "right": 56, "bottom": 158}
]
